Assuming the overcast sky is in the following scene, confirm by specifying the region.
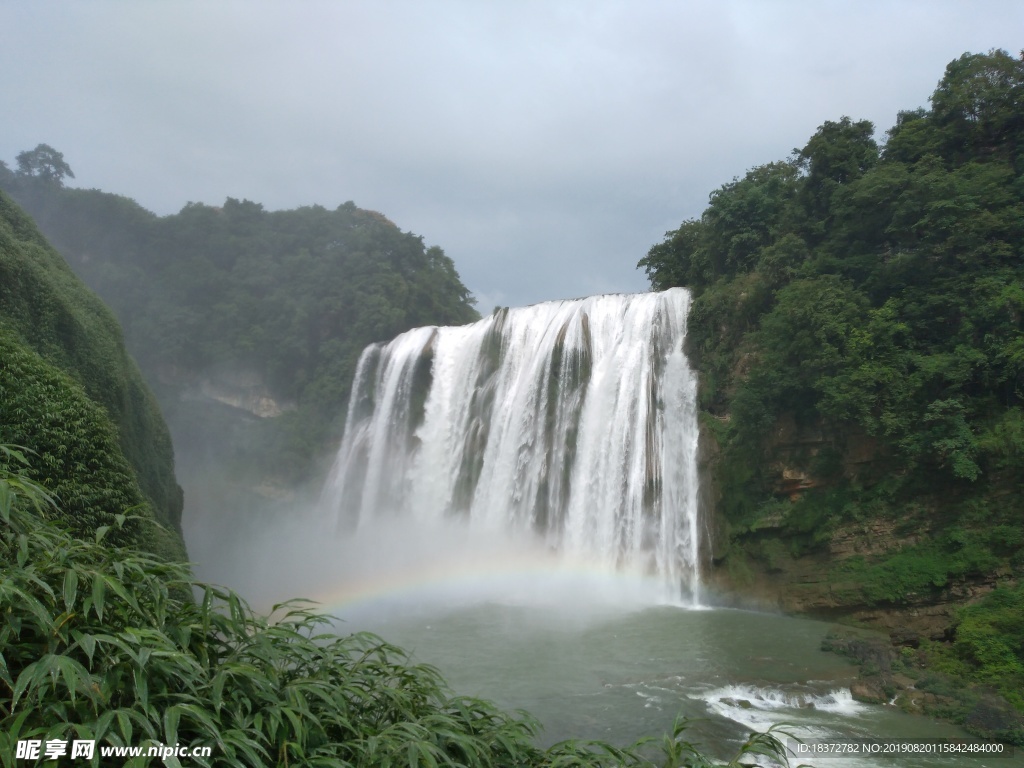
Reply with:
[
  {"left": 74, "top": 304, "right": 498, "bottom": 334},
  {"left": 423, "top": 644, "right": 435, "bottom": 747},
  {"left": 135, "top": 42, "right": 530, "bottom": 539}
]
[{"left": 3, "top": 2, "right": 1021, "bottom": 311}]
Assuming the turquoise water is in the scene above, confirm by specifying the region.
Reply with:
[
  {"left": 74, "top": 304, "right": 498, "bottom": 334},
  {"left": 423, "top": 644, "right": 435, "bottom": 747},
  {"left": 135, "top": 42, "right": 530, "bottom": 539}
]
[{"left": 335, "top": 598, "right": 1020, "bottom": 767}]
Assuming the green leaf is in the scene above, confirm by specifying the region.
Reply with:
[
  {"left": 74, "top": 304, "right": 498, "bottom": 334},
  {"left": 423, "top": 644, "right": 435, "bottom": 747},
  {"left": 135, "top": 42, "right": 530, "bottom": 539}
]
[
  {"left": 132, "top": 666, "right": 148, "bottom": 708},
  {"left": 163, "top": 705, "right": 181, "bottom": 746},
  {"left": 71, "top": 630, "right": 97, "bottom": 666},
  {"left": 17, "top": 533, "right": 29, "bottom": 568},
  {"left": 116, "top": 709, "right": 133, "bottom": 743},
  {"left": 63, "top": 567, "right": 79, "bottom": 611},
  {"left": 91, "top": 574, "right": 106, "bottom": 621}
]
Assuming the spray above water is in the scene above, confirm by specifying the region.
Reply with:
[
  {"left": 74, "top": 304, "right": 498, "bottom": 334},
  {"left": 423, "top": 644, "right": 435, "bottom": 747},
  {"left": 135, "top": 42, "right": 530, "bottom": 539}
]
[{"left": 320, "top": 289, "right": 703, "bottom": 604}]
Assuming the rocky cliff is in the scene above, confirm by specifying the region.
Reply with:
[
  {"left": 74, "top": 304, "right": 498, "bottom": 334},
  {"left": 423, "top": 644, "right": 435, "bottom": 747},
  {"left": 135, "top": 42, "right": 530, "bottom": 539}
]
[{"left": 701, "top": 412, "right": 1019, "bottom": 639}]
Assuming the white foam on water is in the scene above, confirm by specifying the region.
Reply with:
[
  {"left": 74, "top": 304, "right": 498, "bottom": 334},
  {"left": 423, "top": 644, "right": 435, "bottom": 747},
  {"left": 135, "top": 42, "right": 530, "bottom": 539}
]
[{"left": 698, "top": 683, "right": 867, "bottom": 734}]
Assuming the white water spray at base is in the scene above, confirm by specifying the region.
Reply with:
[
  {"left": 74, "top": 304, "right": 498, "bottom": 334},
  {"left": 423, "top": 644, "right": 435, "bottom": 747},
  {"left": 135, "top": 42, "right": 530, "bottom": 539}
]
[{"left": 320, "top": 289, "right": 703, "bottom": 603}]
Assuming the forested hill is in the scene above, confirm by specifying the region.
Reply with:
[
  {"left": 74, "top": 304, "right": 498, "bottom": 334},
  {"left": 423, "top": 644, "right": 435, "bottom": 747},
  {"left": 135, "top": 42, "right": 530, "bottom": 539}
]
[
  {"left": 642, "top": 48, "right": 1023, "bottom": 499},
  {"left": 0, "top": 161, "right": 479, "bottom": 483},
  {"left": 641, "top": 49, "right": 1024, "bottom": 722},
  {"left": 0, "top": 189, "right": 185, "bottom": 560}
]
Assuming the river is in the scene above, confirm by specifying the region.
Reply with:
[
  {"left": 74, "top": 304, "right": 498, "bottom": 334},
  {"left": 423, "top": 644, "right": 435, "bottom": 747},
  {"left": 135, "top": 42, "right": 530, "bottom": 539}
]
[
  {"left": 333, "top": 584, "right": 1019, "bottom": 768},
  {"left": 306, "top": 289, "right": 1019, "bottom": 766}
]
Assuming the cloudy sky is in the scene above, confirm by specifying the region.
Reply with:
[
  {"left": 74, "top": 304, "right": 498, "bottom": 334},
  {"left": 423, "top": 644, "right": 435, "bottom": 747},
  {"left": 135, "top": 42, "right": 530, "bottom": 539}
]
[{"left": 3, "top": 2, "right": 1021, "bottom": 311}]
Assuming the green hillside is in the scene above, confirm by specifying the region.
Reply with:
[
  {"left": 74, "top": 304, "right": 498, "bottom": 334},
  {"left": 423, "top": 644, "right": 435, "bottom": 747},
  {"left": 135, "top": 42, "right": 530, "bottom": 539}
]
[
  {"left": 1, "top": 163, "right": 479, "bottom": 483},
  {"left": 641, "top": 49, "right": 1024, "bottom": 724},
  {"left": 0, "top": 189, "right": 184, "bottom": 559}
]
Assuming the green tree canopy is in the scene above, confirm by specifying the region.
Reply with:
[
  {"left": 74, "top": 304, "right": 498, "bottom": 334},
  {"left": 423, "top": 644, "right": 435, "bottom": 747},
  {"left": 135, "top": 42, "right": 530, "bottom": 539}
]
[
  {"left": 0, "top": 173, "right": 480, "bottom": 483},
  {"left": 15, "top": 143, "right": 75, "bottom": 186},
  {"left": 640, "top": 47, "right": 1024, "bottom": 525}
]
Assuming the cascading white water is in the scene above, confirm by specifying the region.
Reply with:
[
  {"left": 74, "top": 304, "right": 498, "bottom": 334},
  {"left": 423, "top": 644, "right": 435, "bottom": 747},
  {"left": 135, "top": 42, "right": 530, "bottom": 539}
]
[{"left": 320, "top": 288, "right": 702, "bottom": 602}]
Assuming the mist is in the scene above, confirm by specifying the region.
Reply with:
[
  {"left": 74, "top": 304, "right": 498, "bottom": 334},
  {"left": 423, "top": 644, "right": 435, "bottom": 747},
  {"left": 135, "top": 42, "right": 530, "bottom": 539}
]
[{"left": 183, "top": 488, "right": 673, "bottom": 628}]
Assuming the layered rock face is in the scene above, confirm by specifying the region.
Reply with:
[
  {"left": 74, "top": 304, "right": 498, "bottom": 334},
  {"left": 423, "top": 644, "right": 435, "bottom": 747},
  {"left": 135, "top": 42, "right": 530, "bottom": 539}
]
[
  {"left": 701, "top": 414, "right": 1014, "bottom": 641},
  {"left": 707, "top": 516, "right": 1002, "bottom": 640}
]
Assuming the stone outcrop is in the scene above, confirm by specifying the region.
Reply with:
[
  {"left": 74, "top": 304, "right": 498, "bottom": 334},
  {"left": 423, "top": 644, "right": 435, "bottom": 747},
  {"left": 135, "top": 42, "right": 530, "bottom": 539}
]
[
  {"left": 764, "top": 414, "right": 885, "bottom": 499},
  {"left": 706, "top": 511, "right": 1006, "bottom": 640},
  {"left": 194, "top": 370, "right": 295, "bottom": 418},
  {"left": 701, "top": 411, "right": 1004, "bottom": 641},
  {"left": 159, "top": 364, "right": 296, "bottom": 419}
]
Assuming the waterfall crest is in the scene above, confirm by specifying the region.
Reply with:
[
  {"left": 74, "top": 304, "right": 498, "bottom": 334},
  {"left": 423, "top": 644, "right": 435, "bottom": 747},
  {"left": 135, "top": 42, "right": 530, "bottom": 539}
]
[{"left": 320, "top": 288, "right": 702, "bottom": 602}]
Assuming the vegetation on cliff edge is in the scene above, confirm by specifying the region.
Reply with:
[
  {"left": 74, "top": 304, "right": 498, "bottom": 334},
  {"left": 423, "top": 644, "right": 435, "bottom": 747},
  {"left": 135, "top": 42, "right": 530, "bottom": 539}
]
[
  {"left": 0, "top": 161, "right": 480, "bottom": 482},
  {"left": 0, "top": 190, "right": 183, "bottom": 559},
  {"left": 641, "top": 49, "right": 1024, "bottom": 696}
]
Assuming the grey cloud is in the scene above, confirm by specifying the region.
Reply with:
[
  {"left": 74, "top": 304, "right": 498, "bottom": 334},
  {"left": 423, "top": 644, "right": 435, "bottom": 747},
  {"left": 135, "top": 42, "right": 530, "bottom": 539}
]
[{"left": 3, "top": 1, "right": 1023, "bottom": 308}]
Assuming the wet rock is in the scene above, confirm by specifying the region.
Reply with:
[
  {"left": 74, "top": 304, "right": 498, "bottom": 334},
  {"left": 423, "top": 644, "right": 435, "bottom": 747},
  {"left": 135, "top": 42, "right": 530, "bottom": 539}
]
[
  {"left": 820, "top": 634, "right": 894, "bottom": 674},
  {"left": 850, "top": 680, "right": 888, "bottom": 704},
  {"left": 965, "top": 695, "right": 1024, "bottom": 742},
  {"left": 720, "top": 698, "right": 754, "bottom": 709},
  {"left": 890, "top": 629, "right": 921, "bottom": 648}
]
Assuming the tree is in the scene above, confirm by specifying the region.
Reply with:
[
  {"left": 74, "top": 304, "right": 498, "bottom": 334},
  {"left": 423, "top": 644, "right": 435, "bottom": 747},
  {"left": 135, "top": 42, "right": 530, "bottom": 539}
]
[
  {"left": 15, "top": 143, "right": 75, "bottom": 186},
  {"left": 0, "top": 159, "right": 14, "bottom": 187},
  {"left": 929, "top": 49, "right": 1024, "bottom": 168},
  {"left": 796, "top": 117, "right": 878, "bottom": 225}
]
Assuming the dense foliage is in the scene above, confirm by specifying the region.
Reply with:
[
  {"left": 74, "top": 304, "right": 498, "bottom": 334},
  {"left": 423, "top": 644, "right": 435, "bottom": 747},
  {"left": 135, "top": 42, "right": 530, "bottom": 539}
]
[
  {"left": 641, "top": 49, "right": 1024, "bottom": 538},
  {"left": 0, "top": 171, "right": 479, "bottom": 480},
  {"left": 0, "top": 337, "right": 181, "bottom": 561},
  {"left": 640, "top": 48, "right": 1024, "bottom": 703},
  {"left": 0, "top": 190, "right": 183, "bottom": 554},
  {"left": 0, "top": 454, "right": 795, "bottom": 768},
  {"left": 944, "top": 583, "right": 1024, "bottom": 711}
]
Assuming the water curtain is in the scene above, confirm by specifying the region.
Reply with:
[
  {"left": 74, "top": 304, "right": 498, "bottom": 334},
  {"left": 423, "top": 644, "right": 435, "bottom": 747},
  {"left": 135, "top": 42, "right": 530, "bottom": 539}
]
[{"left": 321, "top": 289, "right": 702, "bottom": 602}]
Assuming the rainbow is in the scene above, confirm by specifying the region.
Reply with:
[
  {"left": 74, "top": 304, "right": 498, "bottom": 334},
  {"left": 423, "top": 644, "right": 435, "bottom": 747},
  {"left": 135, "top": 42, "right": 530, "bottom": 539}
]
[{"left": 296, "top": 548, "right": 678, "bottom": 620}]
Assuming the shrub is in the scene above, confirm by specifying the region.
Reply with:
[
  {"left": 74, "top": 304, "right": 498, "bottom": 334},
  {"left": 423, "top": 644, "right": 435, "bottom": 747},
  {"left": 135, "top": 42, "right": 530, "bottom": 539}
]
[{"left": 0, "top": 452, "right": 797, "bottom": 767}]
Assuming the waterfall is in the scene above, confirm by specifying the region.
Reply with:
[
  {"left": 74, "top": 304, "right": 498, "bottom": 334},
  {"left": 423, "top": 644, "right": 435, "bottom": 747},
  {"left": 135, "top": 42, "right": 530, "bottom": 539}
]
[{"left": 320, "top": 288, "right": 702, "bottom": 603}]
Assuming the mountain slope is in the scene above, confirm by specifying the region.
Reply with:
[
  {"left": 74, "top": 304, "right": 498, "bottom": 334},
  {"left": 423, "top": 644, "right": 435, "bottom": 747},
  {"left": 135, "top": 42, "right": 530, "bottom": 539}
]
[{"left": 0, "top": 189, "right": 184, "bottom": 558}]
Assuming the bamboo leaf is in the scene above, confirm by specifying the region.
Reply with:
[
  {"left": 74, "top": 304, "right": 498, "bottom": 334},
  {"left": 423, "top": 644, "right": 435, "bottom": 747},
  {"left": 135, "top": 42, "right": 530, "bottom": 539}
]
[
  {"left": 117, "top": 709, "right": 133, "bottom": 743},
  {"left": 17, "top": 533, "right": 29, "bottom": 567},
  {"left": 71, "top": 630, "right": 97, "bottom": 666},
  {"left": 63, "top": 567, "right": 79, "bottom": 611},
  {"left": 91, "top": 574, "right": 106, "bottom": 621},
  {"left": 163, "top": 705, "right": 181, "bottom": 746},
  {"left": 132, "top": 666, "right": 148, "bottom": 708}
]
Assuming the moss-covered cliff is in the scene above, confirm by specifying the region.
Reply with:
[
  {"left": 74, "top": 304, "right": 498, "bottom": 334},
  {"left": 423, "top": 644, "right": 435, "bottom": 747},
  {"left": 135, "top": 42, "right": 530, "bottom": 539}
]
[
  {"left": 642, "top": 50, "right": 1024, "bottom": 712},
  {"left": 0, "top": 189, "right": 184, "bottom": 560}
]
